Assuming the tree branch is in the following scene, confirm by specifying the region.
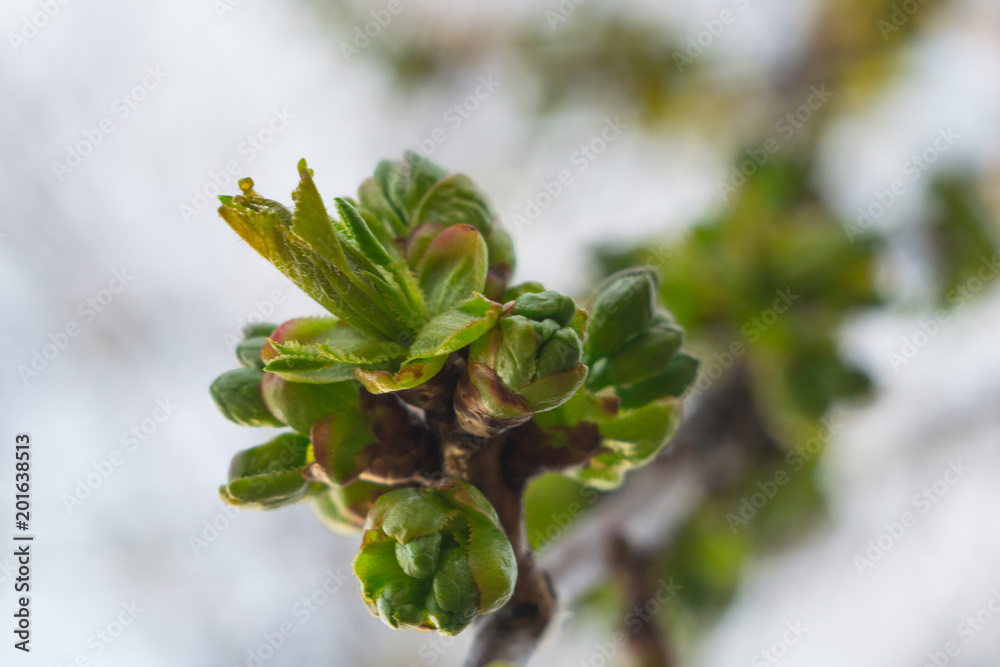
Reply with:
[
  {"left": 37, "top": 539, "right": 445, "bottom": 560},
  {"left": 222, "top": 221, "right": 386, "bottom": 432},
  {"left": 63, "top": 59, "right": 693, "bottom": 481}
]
[
  {"left": 462, "top": 435, "right": 556, "bottom": 667},
  {"left": 544, "top": 363, "right": 779, "bottom": 602},
  {"left": 610, "top": 533, "right": 674, "bottom": 667},
  {"left": 402, "top": 353, "right": 559, "bottom": 666},
  {"left": 401, "top": 348, "right": 779, "bottom": 666}
]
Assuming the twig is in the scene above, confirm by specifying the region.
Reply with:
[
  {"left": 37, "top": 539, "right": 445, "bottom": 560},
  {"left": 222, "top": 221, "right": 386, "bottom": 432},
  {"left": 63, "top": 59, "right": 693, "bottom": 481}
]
[
  {"left": 456, "top": 361, "right": 777, "bottom": 665},
  {"left": 610, "top": 534, "right": 673, "bottom": 667}
]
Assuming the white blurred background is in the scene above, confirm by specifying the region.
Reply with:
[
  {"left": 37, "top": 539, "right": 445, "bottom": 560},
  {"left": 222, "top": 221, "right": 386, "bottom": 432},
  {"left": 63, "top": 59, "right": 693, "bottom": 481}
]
[{"left": 2, "top": 0, "right": 999, "bottom": 665}]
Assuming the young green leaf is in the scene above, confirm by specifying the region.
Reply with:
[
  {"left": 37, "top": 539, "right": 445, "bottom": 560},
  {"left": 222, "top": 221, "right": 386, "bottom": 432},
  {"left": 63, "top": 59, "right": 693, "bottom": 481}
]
[
  {"left": 210, "top": 368, "right": 283, "bottom": 428},
  {"left": 417, "top": 224, "right": 489, "bottom": 315},
  {"left": 220, "top": 433, "right": 313, "bottom": 509},
  {"left": 406, "top": 294, "right": 501, "bottom": 361},
  {"left": 411, "top": 174, "right": 495, "bottom": 234}
]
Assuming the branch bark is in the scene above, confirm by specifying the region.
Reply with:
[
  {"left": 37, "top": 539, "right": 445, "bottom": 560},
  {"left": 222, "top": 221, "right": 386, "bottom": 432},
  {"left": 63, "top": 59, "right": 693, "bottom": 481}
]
[
  {"left": 610, "top": 534, "right": 674, "bottom": 667},
  {"left": 462, "top": 434, "right": 557, "bottom": 667}
]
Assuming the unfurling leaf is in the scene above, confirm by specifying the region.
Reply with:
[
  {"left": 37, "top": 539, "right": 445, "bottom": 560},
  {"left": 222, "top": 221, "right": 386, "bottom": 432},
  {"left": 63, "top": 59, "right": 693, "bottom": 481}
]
[
  {"left": 210, "top": 368, "right": 282, "bottom": 428},
  {"left": 220, "top": 433, "right": 313, "bottom": 509}
]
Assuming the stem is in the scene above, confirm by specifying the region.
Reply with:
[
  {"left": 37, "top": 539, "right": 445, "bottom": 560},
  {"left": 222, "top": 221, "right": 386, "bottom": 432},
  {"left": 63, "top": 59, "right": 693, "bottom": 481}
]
[
  {"left": 419, "top": 370, "right": 556, "bottom": 667},
  {"left": 462, "top": 435, "right": 556, "bottom": 667},
  {"left": 408, "top": 354, "right": 556, "bottom": 667}
]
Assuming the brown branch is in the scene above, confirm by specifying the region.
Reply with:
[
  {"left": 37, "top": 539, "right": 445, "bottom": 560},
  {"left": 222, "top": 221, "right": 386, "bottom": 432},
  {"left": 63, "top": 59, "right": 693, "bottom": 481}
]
[
  {"left": 426, "top": 406, "right": 559, "bottom": 666},
  {"left": 462, "top": 435, "right": 557, "bottom": 667},
  {"left": 610, "top": 534, "right": 674, "bottom": 667},
  {"left": 398, "top": 353, "right": 558, "bottom": 666}
]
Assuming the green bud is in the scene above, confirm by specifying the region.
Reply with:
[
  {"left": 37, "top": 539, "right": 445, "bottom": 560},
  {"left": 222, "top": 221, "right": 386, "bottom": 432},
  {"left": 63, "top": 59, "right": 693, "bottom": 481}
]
[
  {"left": 412, "top": 173, "right": 494, "bottom": 235},
  {"left": 395, "top": 533, "right": 442, "bottom": 579},
  {"left": 584, "top": 267, "right": 658, "bottom": 363},
  {"left": 220, "top": 433, "right": 312, "bottom": 509},
  {"left": 382, "top": 157, "right": 513, "bottom": 299},
  {"left": 242, "top": 322, "right": 277, "bottom": 339},
  {"left": 615, "top": 352, "right": 700, "bottom": 410},
  {"left": 431, "top": 547, "right": 479, "bottom": 614},
  {"left": 376, "top": 577, "right": 425, "bottom": 629},
  {"left": 512, "top": 290, "right": 576, "bottom": 327},
  {"left": 587, "top": 317, "right": 683, "bottom": 390},
  {"left": 399, "top": 150, "right": 451, "bottom": 216},
  {"left": 354, "top": 481, "right": 516, "bottom": 636},
  {"left": 310, "top": 406, "right": 374, "bottom": 485},
  {"left": 456, "top": 295, "right": 587, "bottom": 437},
  {"left": 529, "top": 317, "right": 561, "bottom": 343},
  {"left": 209, "top": 368, "right": 283, "bottom": 427},
  {"left": 493, "top": 316, "right": 543, "bottom": 390},
  {"left": 501, "top": 282, "right": 545, "bottom": 302},
  {"left": 536, "top": 328, "right": 584, "bottom": 377}
]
